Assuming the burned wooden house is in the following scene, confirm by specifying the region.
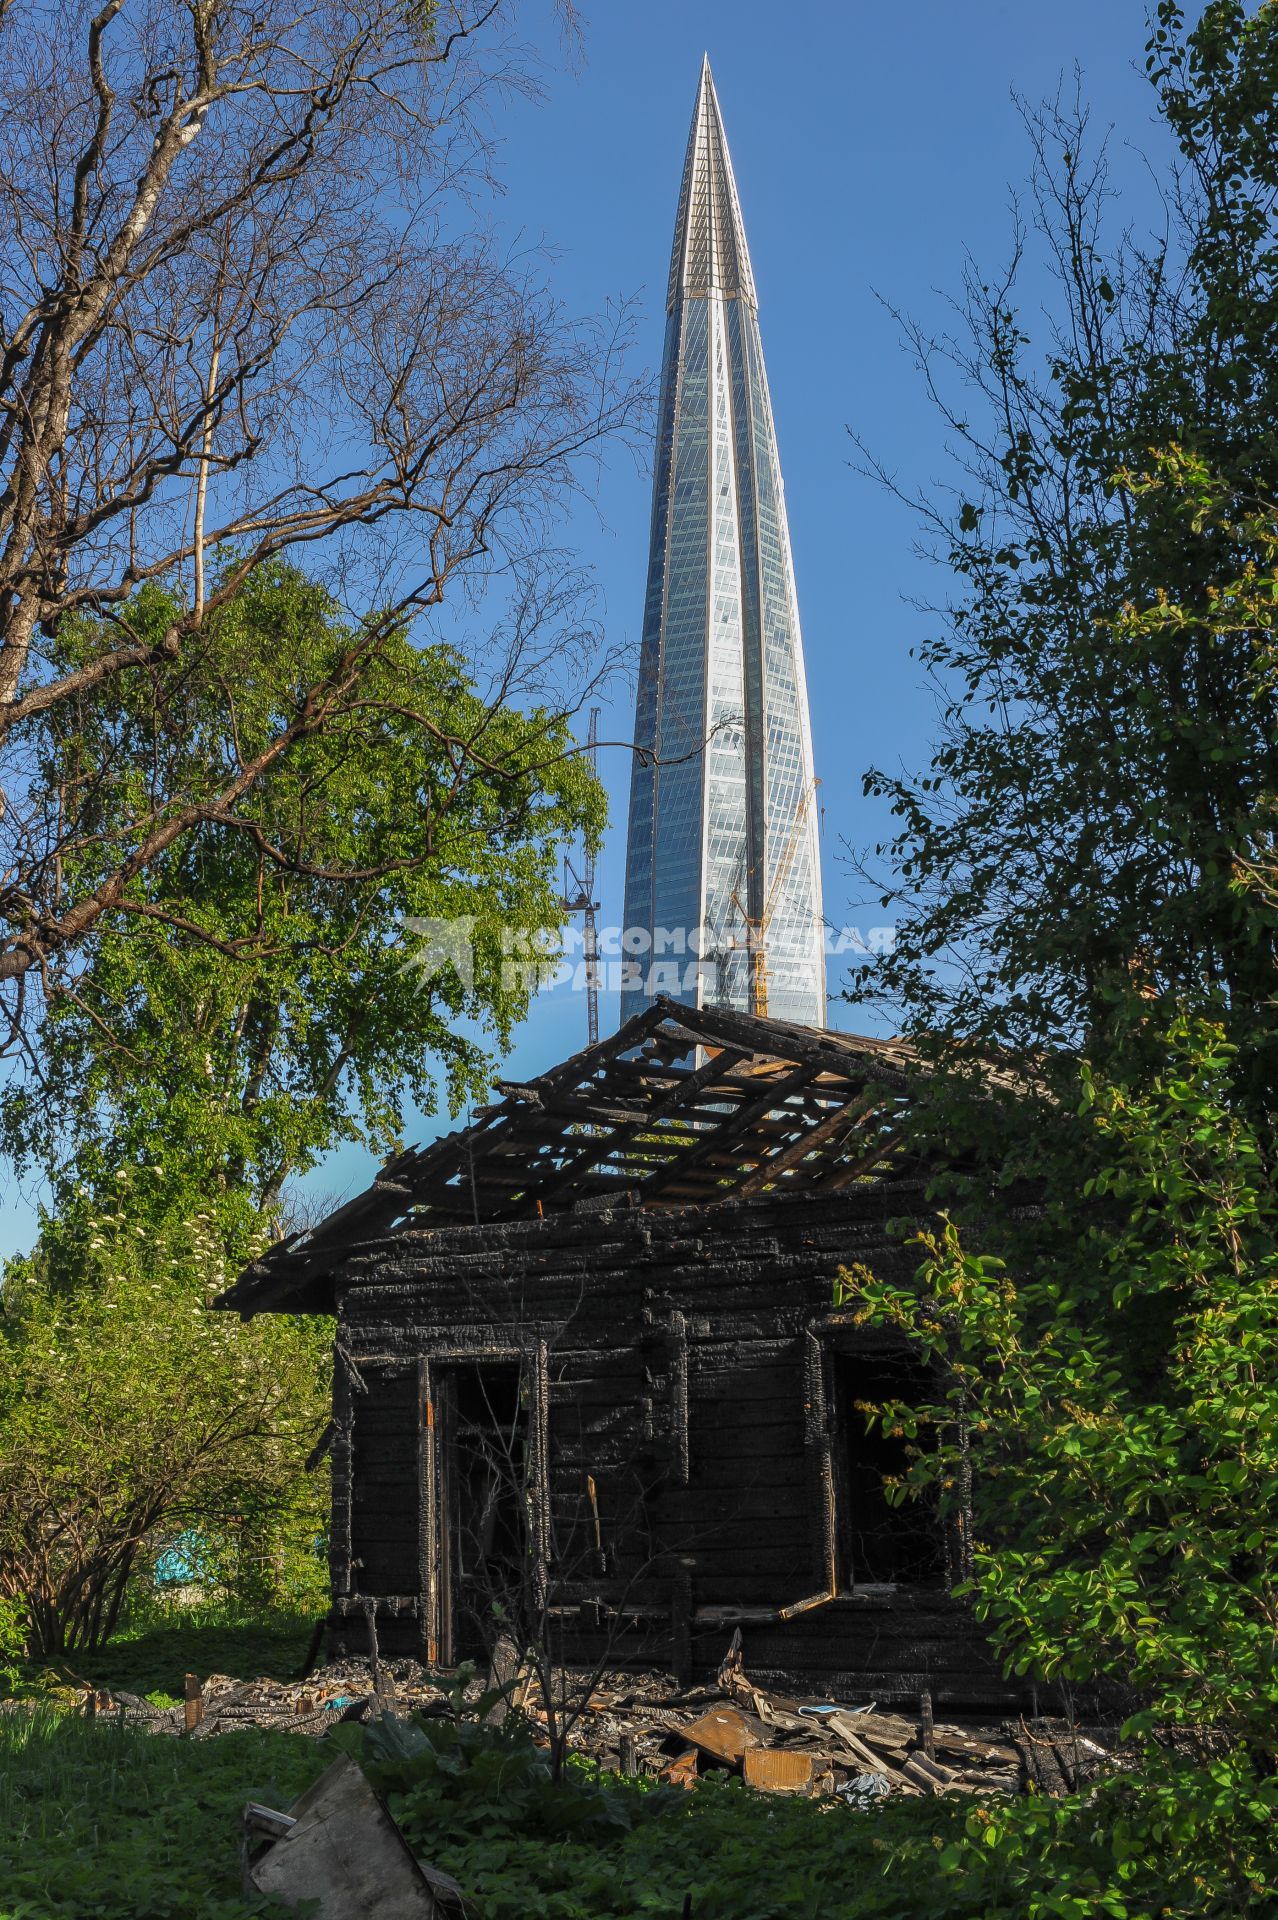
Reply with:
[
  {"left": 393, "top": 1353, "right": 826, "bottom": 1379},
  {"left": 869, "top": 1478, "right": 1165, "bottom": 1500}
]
[{"left": 218, "top": 998, "right": 1011, "bottom": 1709}]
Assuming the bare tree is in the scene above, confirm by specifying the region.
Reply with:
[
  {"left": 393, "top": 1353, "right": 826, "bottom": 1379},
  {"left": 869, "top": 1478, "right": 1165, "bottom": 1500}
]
[{"left": 0, "top": 1, "right": 641, "bottom": 1042}]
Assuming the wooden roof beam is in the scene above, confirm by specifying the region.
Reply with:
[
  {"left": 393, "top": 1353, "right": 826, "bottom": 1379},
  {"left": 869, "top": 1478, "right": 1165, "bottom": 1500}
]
[
  {"left": 510, "top": 1045, "right": 750, "bottom": 1215},
  {"left": 636, "top": 1061, "right": 820, "bottom": 1201},
  {"left": 730, "top": 1091, "right": 888, "bottom": 1200}
]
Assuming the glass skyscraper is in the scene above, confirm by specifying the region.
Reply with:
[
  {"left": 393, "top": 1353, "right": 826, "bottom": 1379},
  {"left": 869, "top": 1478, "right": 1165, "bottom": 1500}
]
[{"left": 620, "top": 57, "right": 826, "bottom": 1028}]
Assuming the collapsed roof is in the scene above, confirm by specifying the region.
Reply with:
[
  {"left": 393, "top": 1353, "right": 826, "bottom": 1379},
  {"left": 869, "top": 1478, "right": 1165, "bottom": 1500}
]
[{"left": 217, "top": 996, "right": 928, "bottom": 1318}]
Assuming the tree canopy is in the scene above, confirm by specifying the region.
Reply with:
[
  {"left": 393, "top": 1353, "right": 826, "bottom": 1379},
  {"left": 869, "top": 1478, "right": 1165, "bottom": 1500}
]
[
  {"left": 849, "top": 0, "right": 1278, "bottom": 1122},
  {"left": 2, "top": 559, "right": 604, "bottom": 1253},
  {"left": 0, "top": 0, "right": 637, "bottom": 1032},
  {"left": 845, "top": 2, "right": 1278, "bottom": 1815}
]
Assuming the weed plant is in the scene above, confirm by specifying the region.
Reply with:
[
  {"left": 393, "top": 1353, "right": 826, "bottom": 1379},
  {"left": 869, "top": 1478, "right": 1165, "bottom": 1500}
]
[{"left": 0, "top": 1705, "right": 327, "bottom": 1918}]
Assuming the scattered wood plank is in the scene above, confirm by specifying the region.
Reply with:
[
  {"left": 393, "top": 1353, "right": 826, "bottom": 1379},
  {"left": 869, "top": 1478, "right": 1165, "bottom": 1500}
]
[
  {"left": 743, "top": 1748, "right": 828, "bottom": 1795},
  {"left": 901, "top": 1753, "right": 958, "bottom": 1795},
  {"left": 824, "top": 1714, "right": 894, "bottom": 1776},
  {"left": 183, "top": 1673, "right": 204, "bottom": 1734},
  {"left": 675, "top": 1706, "right": 767, "bottom": 1768}
]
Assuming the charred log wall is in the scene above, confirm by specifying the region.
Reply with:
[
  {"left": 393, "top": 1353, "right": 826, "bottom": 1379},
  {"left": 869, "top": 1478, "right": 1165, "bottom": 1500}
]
[{"left": 326, "top": 1183, "right": 1012, "bottom": 1708}]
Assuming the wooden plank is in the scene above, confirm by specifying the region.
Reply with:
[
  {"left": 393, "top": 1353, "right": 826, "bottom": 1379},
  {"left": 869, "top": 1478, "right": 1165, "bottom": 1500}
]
[
  {"left": 742, "top": 1749, "right": 822, "bottom": 1794},
  {"left": 638, "top": 1064, "right": 820, "bottom": 1202},
  {"left": 731, "top": 1091, "right": 888, "bottom": 1199},
  {"left": 656, "top": 998, "right": 916, "bottom": 1091}
]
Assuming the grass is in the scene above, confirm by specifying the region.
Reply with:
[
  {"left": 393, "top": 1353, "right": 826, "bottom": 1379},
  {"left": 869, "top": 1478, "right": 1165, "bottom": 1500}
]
[
  {"left": 0, "top": 1705, "right": 330, "bottom": 1920},
  {"left": 3, "top": 1614, "right": 1274, "bottom": 1920},
  {"left": 0, "top": 1702, "right": 970, "bottom": 1920},
  {"left": 10, "top": 1606, "right": 322, "bottom": 1709}
]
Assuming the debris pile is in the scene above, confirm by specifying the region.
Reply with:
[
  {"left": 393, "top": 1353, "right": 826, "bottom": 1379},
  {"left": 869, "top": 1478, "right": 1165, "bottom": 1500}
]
[
  {"left": 78, "top": 1644, "right": 1117, "bottom": 1803},
  {"left": 511, "top": 1635, "right": 1118, "bottom": 1801},
  {"left": 82, "top": 1656, "right": 434, "bottom": 1739},
  {"left": 564, "top": 1679, "right": 1111, "bottom": 1801}
]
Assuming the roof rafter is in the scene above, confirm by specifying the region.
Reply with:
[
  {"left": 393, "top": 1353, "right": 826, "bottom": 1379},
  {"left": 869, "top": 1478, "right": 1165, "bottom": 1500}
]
[{"left": 218, "top": 998, "right": 932, "bottom": 1317}]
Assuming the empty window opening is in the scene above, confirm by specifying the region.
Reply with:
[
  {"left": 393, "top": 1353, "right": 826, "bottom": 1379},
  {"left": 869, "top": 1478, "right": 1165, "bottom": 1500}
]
[{"left": 833, "top": 1347, "right": 945, "bottom": 1589}]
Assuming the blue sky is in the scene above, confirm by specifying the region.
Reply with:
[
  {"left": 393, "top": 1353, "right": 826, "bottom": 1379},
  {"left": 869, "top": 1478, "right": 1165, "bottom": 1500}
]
[{"left": 0, "top": 1, "right": 1176, "bottom": 1251}]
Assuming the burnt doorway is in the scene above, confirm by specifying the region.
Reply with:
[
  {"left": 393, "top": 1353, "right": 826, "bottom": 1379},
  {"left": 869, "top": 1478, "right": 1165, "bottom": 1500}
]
[
  {"left": 833, "top": 1344, "right": 946, "bottom": 1588},
  {"left": 436, "top": 1361, "right": 529, "bottom": 1663}
]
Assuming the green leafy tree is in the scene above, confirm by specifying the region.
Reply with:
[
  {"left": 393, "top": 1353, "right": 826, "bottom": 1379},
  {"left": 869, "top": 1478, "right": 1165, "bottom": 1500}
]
[
  {"left": 0, "top": 0, "right": 636, "bottom": 1035},
  {"left": 849, "top": 1, "right": 1278, "bottom": 1119},
  {"left": 0, "top": 1177, "right": 330, "bottom": 1658},
  {"left": 852, "top": 1016, "right": 1278, "bottom": 1748},
  {"left": 3, "top": 561, "right": 604, "bottom": 1254},
  {"left": 838, "top": 11, "right": 1278, "bottom": 1895}
]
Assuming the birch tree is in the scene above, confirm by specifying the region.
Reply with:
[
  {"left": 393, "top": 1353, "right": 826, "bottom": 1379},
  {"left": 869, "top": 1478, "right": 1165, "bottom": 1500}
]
[{"left": 0, "top": 0, "right": 637, "bottom": 1042}]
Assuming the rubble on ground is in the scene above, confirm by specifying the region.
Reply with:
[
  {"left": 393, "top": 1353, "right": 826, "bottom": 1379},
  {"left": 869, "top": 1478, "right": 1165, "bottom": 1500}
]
[{"left": 73, "top": 1639, "right": 1120, "bottom": 1802}]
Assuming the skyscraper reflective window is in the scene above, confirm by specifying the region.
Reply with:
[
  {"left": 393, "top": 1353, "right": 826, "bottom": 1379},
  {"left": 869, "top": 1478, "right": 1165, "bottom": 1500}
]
[{"left": 621, "top": 57, "right": 826, "bottom": 1027}]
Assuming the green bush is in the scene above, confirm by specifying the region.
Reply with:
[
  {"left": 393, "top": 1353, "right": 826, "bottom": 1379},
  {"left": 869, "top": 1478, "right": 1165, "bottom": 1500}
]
[
  {"left": 853, "top": 1017, "right": 1278, "bottom": 1757},
  {"left": 0, "top": 1593, "right": 27, "bottom": 1686},
  {"left": 0, "top": 1195, "right": 330, "bottom": 1659}
]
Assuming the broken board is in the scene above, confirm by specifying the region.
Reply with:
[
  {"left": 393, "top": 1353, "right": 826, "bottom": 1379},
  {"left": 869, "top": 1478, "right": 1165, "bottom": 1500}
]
[{"left": 246, "top": 1753, "right": 446, "bottom": 1919}]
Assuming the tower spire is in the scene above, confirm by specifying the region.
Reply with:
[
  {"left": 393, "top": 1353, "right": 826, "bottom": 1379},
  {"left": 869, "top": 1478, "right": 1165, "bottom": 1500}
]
[
  {"left": 666, "top": 58, "right": 757, "bottom": 310},
  {"left": 621, "top": 61, "right": 826, "bottom": 1029}
]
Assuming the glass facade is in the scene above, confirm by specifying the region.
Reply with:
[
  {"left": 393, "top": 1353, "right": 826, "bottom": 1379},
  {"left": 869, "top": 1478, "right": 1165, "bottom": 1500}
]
[{"left": 621, "top": 58, "right": 826, "bottom": 1027}]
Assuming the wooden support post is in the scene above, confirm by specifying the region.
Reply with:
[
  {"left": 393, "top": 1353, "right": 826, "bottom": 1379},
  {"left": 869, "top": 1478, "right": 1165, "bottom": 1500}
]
[
  {"left": 361, "top": 1597, "right": 392, "bottom": 1712},
  {"left": 619, "top": 1731, "right": 639, "bottom": 1776},
  {"left": 417, "top": 1356, "right": 438, "bottom": 1664},
  {"left": 669, "top": 1312, "right": 689, "bottom": 1487},
  {"left": 804, "top": 1331, "right": 837, "bottom": 1593},
  {"left": 920, "top": 1689, "right": 935, "bottom": 1761},
  {"left": 183, "top": 1673, "right": 204, "bottom": 1733},
  {"left": 531, "top": 1339, "right": 551, "bottom": 1611},
  {"left": 331, "top": 1342, "right": 355, "bottom": 1603},
  {"left": 671, "top": 1560, "right": 694, "bottom": 1688}
]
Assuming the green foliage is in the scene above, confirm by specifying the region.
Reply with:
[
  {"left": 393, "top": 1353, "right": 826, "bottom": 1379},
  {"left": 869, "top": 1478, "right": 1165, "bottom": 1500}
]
[
  {"left": 851, "top": 1014, "right": 1278, "bottom": 1749},
  {"left": 5, "top": 560, "right": 604, "bottom": 1248},
  {"left": 840, "top": 13, "right": 1278, "bottom": 1889},
  {"left": 0, "top": 1684, "right": 1272, "bottom": 1920},
  {"left": 850, "top": 2, "right": 1278, "bottom": 1112},
  {"left": 0, "top": 1592, "right": 27, "bottom": 1694},
  {"left": 0, "top": 1186, "right": 329, "bottom": 1657},
  {"left": 0, "top": 1705, "right": 328, "bottom": 1919},
  {"left": 357, "top": 1712, "right": 1278, "bottom": 1920},
  {"left": 362, "top": 1710, "right": 688, "bottom": 1844},
  {"left": 0, "top": 557, "right": 604, "bottom": 1654}
]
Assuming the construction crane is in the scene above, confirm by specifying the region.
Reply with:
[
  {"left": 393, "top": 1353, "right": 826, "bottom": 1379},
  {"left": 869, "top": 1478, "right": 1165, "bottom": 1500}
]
[
  {"left": 562, "top": 708, "right": 602, "bottom": 1047},
  {"left": 728, "top": 775, "right": 819, "bottom": 1019}
]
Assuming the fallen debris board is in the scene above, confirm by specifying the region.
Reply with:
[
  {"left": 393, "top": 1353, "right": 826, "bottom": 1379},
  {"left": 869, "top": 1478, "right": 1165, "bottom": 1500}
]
[
  {"left": 661, "top": 1747, "right": 699, "bottom": 1789},
  {"left": 850, "top": 1711, "right": 915, "bottom": 1757},
  {"left": 1016, "top": 1727, "right": 1070, "bottom": 1798},
  {"left": 959, "top": 1769, "right": 1021, "bottom": 1794},
  {"left": 901, "top": 1753, "right": 958, "bottom": 1795},
  {"left": 824, "top": 1715, "right": 893, "bottom": 1775},
  {"left": 246, "top": 1753, "right": 443, "bottom": 1918},
  {"left": 677, "top": 1706, "right": 766, "bottom": 1767},
  {"left": 932, "top": 1727, "right": 1019, "bottom": 1769},
  {"left": 742, "top": 1748, "right": 823, "bottom": 1795}
]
